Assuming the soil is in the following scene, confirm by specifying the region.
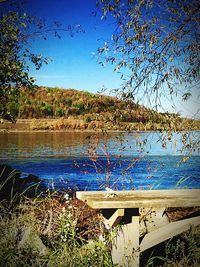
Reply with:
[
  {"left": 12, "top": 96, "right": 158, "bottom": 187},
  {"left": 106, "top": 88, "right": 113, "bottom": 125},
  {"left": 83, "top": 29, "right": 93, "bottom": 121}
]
[{"left": 166, "top": 206, "right": 200, "bottom": 221}]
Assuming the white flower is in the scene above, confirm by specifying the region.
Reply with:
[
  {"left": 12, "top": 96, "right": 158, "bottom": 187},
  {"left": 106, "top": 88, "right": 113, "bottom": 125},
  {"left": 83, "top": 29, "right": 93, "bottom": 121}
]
[{"left": 64, "top": 193, "right": 69, "bottom": 200}]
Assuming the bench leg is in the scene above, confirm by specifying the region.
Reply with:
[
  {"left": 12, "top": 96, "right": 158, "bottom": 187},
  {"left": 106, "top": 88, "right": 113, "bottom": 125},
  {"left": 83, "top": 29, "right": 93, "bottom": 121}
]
[
  {"left": 140, "top": 215, "right": 200, "bottom": 252},
  {"left": 112, "top": 214, "right": 140, "bottom": 267},
  {"left": 140, "top": 208, "right": 170, "bottom": 235}
]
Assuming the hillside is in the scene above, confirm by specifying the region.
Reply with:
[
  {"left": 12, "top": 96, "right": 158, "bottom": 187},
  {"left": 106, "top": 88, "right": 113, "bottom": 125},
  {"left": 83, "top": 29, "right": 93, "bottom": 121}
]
[
  {"left": 2, "top": 86, "right": 200, "bottom": 131},
  {"left": 16, "top": 86, "right": 153, "bottom": 121}
]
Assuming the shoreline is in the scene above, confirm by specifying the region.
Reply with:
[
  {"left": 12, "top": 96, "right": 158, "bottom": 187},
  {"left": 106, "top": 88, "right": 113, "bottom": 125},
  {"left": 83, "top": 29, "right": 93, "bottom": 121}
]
[
  {"left": 0, "top": 118, "right": 200, "bottom": 133},
  {"left": 0, "top": 128, "right": 200, "bottom": 133},
  {"left": 1, "top": 129, "right": 200, "bottom": 133},
  {"left": 0, "top": 128, "right": 126, "bottom": 133}
]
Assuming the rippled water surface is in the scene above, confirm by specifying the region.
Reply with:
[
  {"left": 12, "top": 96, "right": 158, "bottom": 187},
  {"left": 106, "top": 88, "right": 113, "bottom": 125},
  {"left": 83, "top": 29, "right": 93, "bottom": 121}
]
[{"left": 0, "top": 131, "right": 199, "bottom": 190}]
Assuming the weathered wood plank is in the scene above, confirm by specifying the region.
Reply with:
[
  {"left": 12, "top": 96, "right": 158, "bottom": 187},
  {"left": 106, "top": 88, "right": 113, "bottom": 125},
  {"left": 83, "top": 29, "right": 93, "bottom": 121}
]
[
  {"left": 112, "top": 215, "right": 140, "bottom": 267},
  {"left": 104, "top": 209, "right": 124, "bottom": 229},
  {"left": 140, "top": 216, "right": 200, "bottom": 252},
  {"left": 86, "top": 197, "right": 200, "bottom": 209},
  {"left": 77, "top": 189, "right": 200, "bottom": 199},
  {"left": 139, "top": 208, "right": 170, "bottom": 235},
  {"left": 76, "top": 189, "right": 200, "bottom": 209}
]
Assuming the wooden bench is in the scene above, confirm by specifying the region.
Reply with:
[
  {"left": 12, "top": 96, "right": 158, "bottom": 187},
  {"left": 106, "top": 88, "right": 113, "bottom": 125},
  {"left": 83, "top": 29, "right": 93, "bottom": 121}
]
[{"left": 76, "top": 189, "right": 200, "bottom": 267}]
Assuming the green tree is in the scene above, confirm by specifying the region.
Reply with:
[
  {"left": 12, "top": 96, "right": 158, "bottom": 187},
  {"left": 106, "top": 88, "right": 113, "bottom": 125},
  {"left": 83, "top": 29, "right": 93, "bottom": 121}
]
[
  {"left": 97, "top": 0, "right": 199, "bottom": 113},
  {"left": 56, "top": 107, "right": 65, "bottom": 117},
  {"left": 41, "top": 103, "right": 54, "bottom": 117},
  {"left": 0, "top": 11, "right": 47, "bottom": 121},
  {"left": 0, "top": 3, "right": 83, "bottom": 122}
]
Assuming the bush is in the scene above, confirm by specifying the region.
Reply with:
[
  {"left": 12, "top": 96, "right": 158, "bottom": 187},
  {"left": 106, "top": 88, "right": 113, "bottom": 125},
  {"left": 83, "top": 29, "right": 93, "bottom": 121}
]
[
  {"left": 41, "top": 103, "right": 53, "bottom": 117},
  {"left": 84, "top": 116, "right": 92, "bottom": 123},
  {"left": 67, "top": 107, "right": 80, "bottom": 116},
  {"left": 72, "top": 102, "right": 85, "bottom": 112},
  {"left": 56, "top": 108, "right": 65, "bottom": 117},
  {"left": 63, "top": 98, "right": 72, "bottom": 107}
]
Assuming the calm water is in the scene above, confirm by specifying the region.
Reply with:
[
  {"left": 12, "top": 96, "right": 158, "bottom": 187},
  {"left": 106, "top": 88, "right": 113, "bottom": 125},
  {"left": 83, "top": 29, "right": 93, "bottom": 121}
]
[{"left": 0, "top": 131, "right": 199, "bottom": 190}]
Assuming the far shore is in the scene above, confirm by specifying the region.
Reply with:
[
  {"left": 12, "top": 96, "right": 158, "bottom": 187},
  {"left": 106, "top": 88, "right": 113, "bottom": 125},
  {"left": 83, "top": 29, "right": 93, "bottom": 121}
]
[
  {"left": 0, "top": 118, "right": 200, "bottom": 132},
  {"left": 0, "top": 128, "right": 127, "bottom": 133},
  {"left": 1, "top": 129, "right": 200, "bottom": 134}
]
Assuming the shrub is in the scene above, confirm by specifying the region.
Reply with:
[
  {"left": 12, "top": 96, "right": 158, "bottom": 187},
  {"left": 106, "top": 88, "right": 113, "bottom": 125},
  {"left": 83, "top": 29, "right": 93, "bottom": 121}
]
[
  {"left": 84, "top": 116, "right": 92, "bottom": 123},
  {"left": 56, "top": 108, "right": 65, "bottom": 117},
  {"left": 72, "top": 102, "right": 85, "bottom": 113},
  {"left": 63, "top": 98, "right": 72, "bottom": 107},
  {"left": 41, "top": 103, "right": 53, "bottom": 117},
  {"left": 67, "top": 107, "right": 80, "bottom": 116}
]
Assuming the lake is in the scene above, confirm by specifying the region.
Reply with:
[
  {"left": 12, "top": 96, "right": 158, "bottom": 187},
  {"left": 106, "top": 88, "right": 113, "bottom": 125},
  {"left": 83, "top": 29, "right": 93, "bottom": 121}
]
[{"left": 0, "top": 131, "right": 199, "bottom": 190}]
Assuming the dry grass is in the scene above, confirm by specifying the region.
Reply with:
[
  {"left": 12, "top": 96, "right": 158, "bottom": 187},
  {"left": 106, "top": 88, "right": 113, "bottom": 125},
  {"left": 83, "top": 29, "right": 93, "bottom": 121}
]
[{"left": 0, "top": 192, "right": 114, "bottom": 267}]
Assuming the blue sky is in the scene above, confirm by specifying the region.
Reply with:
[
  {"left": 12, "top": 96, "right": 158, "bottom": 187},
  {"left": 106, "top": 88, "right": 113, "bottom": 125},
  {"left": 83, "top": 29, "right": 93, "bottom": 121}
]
[
  {"left": 24, "top": 0, "right": 122, "bottom": 93},
  {"left": 2, "top": 0, "right": 200, "bottom": 118}
]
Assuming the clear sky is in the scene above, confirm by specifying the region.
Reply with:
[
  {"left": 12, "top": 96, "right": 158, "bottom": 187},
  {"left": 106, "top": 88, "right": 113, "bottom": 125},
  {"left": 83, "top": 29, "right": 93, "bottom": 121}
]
[
  {"left": 2, "top": 0, "right": 200, "bottom": 118},
  {"left": 24, "top": 0, "right": 122, "bottom": 93}
]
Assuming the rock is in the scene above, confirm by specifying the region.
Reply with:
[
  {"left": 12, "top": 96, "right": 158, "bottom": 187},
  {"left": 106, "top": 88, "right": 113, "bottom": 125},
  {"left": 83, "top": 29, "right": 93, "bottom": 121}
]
[
  {"left": 17, "top": 227, "right": 48, "bottom": 256},
  {"left": 26, "top": 174, "right": 41, "bottom": 183},
  {"left": 0, "top": 164, "right": 46, "bottom": 203}
]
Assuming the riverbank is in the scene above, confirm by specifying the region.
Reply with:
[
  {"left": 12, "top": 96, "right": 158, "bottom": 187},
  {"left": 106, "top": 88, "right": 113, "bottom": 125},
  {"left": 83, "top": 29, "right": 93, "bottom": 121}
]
[
  {"left": 0, "top": 179, "right": 199, "bottom": 266},
  {"left": 0, "top": 164, "right": 200, "bottom": 266},
  {"left": 1, "top": 118, "right": 200, "bottom": 132}
]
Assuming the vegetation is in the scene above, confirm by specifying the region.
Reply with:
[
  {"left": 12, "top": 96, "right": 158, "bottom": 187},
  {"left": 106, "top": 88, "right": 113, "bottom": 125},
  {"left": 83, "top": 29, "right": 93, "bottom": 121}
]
[
  {"left": 0, "top": 164, "right": 113, "bottom": 266},
  {"left": 146, "top": 225, "right": 200, "bottom": 266},
  {"left": 0, "top": 3, "right": 83, "bottom": 122},
  {"left": 1, "top": 86, "right": 199, "bottom": 131},
  {"left": 0, "top": 1, "right": 199, "bottom": 265},
  {"left": 0, "top": 165, "right": 200, "bottom": 267},
  {"left": 96, "top": 0, "right": 199, "bottom": 117},
  {"left": 0, "top": 195, "right": 114, "bottom": 267},
  {"left": 0, "top": 10, "right": 47, "bottom": 122}
]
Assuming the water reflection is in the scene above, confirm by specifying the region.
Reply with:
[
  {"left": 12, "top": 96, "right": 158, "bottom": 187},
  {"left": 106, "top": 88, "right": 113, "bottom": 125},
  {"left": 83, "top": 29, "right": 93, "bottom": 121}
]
[
  {"left": 0, "top": 131, "right": 199, "bottom": 189},
  {"left": 0, "top": 131, "right": 199, "bottom": 158},
  {"left": 0, "top": 131, "right": 115, "bottom": 158}
]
